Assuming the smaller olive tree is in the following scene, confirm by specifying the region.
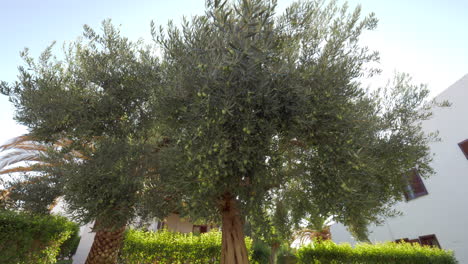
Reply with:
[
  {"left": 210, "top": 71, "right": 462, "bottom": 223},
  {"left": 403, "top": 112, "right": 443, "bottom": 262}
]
[{"left": 0, "top": 21, "right": 175, "bottom": 264}]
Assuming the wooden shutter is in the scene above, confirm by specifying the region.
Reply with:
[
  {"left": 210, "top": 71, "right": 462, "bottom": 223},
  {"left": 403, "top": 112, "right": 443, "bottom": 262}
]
[
  {"left": 394, "top": 238, "right": 409, "bottom": 243},
  {"left": 404, "top": 169, "right": 428, "bottom": 201},
  {"left": 419, "top": 234, "right": 441, "bottom": 248},
  {"left": 193, "top": 225, "right": 208, "bottom": 234},
  {"left": 396, "top": 234, "right": 441, "bottom": 249},
  {"left": 458, "top": 139, "right": 468, "bottom": 159},
  {"left": 410, "top": 169, "right": 428, "bottom": 196},
  {"left": 200, "top": 225, "right": 208, "bottom": 233}
]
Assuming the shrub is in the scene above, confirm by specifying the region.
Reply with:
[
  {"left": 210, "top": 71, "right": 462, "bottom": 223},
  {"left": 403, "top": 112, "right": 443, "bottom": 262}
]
[
  {"left": 0, "top": 209, "right": 80, "bottom": 264},
  {"left": 120, "top": 229, "right": 253, "bottom": 264},
  {"left": 277, "top": 244, "right": 297, "bottom": 264},
  {"left": 296, "top": 240, "right": 458, "bottom": 264},
  {"left": 57, "top": 222, "right": 81, "bottom": 260},
  {"left": 251, "top": 240, "right": 271, "bottom": 264}
]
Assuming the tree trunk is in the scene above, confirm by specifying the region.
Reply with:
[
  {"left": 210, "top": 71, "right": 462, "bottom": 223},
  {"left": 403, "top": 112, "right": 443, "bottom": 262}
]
[
  {"left": 84, "top": 221, "right": 126, "bottom": 264},
  {"left": 220, "top": 194, "right": 249, "bottom": 264},
  {"left": 269, "top": 242, "right": 279, "bottom": 264}
]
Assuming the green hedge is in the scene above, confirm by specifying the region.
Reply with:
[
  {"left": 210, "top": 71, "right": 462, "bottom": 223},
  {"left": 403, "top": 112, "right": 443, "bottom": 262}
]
[
  {"left": 121, "top": 229, "right": 253, "bottom": 264},
  {"left": 0, "top": 210, "right": 80, "bottom": 264},
  {"left": 296, "top": 240, "right": 457, "bottom": 264}
]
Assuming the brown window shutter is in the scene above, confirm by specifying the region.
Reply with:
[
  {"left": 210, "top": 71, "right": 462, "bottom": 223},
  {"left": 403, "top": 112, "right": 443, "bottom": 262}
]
[
  {"left": 410, "top": 169, "right": 428, "bottom": 196},
  {"left": 394, "top": 238, "right": 409, "bottom": 243},
  {"left": 458, "top": 139, "right": 468, "bottom": 159},
  {"left": 397, "top": 234, "right": 441, "bottom": 248},
  {"left": 419, "top": 234, "right": 441, "bottom": 248},
  {"left": 200, "top": 225, "right": 208, "bottom": 233},
  {"left": 193, "top": 225, "right": 208, "bottom": 234},
  {"left": 404, "top": 169, "right": 428, "bottom": 201}
]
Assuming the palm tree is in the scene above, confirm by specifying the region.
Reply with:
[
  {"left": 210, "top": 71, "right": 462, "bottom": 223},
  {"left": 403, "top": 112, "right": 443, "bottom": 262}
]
[
  {"left": 0, "top": 135, "right": 86, "bottom": 175},
  {"left": 293, "top": 215, "right": 334, "bottom": 246},
  {"left": 0, "top": 134, "right": 170, "bottom": 264},
  {"left": 0, "top": 135, "right": 48, "bottom": 174},
  {"left": 0, "top": 135, "right": 60, "bottom": 212},
  {"left": 0, "top": 135, "right": 128, "bottom": 263},
  {"left": 0, "top": 135, "right": 129, "bottom": 263}
]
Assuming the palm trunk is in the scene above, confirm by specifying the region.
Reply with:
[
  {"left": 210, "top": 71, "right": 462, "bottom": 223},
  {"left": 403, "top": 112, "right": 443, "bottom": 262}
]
[
  {"left": 220, "top": 194, "right": 249, "bottom": 264},
  {"left": 84, "top": 221, "right": 126, "bottom": 264}
]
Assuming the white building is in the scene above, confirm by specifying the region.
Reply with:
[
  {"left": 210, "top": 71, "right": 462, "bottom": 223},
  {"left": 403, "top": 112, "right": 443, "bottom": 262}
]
[{"left": 332, "top": 74, "right": 468, "bottom": 263}]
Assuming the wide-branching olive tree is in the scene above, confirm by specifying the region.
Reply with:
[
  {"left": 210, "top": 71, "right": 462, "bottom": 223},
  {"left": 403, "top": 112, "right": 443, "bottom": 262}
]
[
  {"left": 0, "top": 21, "right": 174, "bottom": 264},
  {"left": 153, "top": 1, "right": 444, "bottom": 263}
]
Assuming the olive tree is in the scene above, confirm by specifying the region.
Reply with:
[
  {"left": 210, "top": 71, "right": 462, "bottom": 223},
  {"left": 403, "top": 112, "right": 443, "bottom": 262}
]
[
  {"left": 153, "top": 1, "right": 443, "bottom": 263},
  {"left": 0, "top": 21, "right": 173, "bottom": 264}
]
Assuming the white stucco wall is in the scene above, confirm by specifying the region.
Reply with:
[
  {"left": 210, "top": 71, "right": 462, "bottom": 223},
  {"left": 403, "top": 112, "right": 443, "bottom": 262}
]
[
  {"left": 49, "top": 200, "right": 95, "bottom": 264},
  {"left": 72, "top": 223, "right": 95, "bottom": 264},
  {"left": 331, "top": 74, "right": 468, "bottom": 263}
]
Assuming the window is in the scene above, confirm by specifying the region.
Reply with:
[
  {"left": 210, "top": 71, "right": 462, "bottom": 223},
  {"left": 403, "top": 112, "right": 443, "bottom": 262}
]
[
  {"left": 394, "top": 234, "right": 441, "bottom": 248},
  {"left": 419, "top": 234, "right": 441, "bottom": 248},
  {"left": 193, "top": 225, "right": 208, "bottom": 234},
  {"left": 404, "top": 169, "right": 428, "bottom": 201},
  {"left": 408, "top": 238, "right": 421, "bottom": 244},
  {"left": 458, "top": 139, "right": 468, "bottom": 159},
  {"left": 156, "top": 221, "right": 166, "bottom": 230}
]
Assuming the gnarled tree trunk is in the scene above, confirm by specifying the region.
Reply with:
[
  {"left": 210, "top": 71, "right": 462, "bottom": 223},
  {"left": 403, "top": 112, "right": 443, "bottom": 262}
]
[
  {"left": 84, "top": 221, "right": 126, "bottom": 264},
  {"left": 220, "top": 194, "right": 249, "bottom": 264}
]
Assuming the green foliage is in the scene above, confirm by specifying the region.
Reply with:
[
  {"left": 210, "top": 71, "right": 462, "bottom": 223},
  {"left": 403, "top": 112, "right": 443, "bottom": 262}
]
[
  {"left": 248, "top": 198, "right": 293, "bottom": 258},
  {"left": 277, "top": 244, "right": 297, "bottom": 264},
  {"left": 120, "top": 229, "right": 253, "bottom": 264},
  {"left": 0, "top": 20, "right": 172, "bottom": 231},
  {"left": 56, "top": 261, "right": 73, "bottom": 264},
  {"left": 296, "top": 240, "right": 458, "bottom": 264},
  {"left": 1, "top": 0, "right": 450, "bottom": 259},
  {"left": 57, "top": 221, "right": 81, "bottom": 260},
  {"left": 0, "top": 209, "right": 80, "bottom": 264},
  {"left": 251, "top": 240, "right": 271, "bottom": 264},
  {"left": 3, "top": 174, "right": 62, "bottom": 215},
  {"left": 153, "top": 0, "right": 445, "bottom": 243},
  {"left": 0, "top": 135, "right": 64, "bottom": 214}
]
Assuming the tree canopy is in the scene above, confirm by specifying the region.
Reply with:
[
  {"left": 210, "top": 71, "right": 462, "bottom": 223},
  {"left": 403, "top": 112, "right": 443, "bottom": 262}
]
[
  {"left": 0, "top": 21, "right": 174, "bottom": 263},
  {"left": 0, "top": 1, "right": 446, "bottom": 263},
  {"left": 153, "top": 0, "right": 440, "bottom": 244}
]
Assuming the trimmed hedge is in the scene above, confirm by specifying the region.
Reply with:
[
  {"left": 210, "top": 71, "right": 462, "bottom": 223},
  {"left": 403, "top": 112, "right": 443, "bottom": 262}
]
[
  {"left": 296, "top": 240, "right": 458, "bottom": 264},
  {"left": 0, "top": 210, "right": 80, "bottom": 264},
  {"left": 121, "top": 229, "right": 253, "bottom": 264}
]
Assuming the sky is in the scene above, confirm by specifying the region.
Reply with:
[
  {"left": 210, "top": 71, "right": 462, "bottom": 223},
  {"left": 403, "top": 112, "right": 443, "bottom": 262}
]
[{"left": 0, "top": 0, "right": 467, "bottom": 146}]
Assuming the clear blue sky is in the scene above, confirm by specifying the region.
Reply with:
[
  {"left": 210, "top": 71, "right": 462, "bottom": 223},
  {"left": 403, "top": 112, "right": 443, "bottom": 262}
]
[{"left": 1, "top": 0, "right": 467, "bottom": 144}]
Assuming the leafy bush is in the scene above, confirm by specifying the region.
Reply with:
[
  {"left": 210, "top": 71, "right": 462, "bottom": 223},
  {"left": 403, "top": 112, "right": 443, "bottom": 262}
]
[
  {"left": 56, "top": 261, "right": 73, "bottom": 264},
  {"left": 0, "top": 209, "right": 80, "bottom": 264},
  {"left": 296, "top": 240, "right": 457, "bottom": 264},
  {"left": 251, "top": 240, "right": 271, "bottom": 264},
  {"left": 121, "top": 229, "right": 253, "bottom": 264},
  {"left": 57, "top": 222, "right": 81, "bottom": 260},
  {"left": 277, "top": 244, "right": 297, "bottom": 264}
]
